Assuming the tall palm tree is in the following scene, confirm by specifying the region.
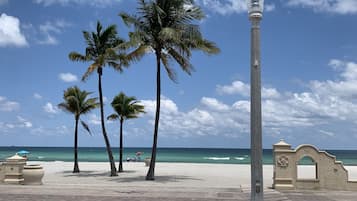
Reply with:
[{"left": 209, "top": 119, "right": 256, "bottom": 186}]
[
  {"left": 107, "top": 92, "right": 145, "bottom": 172},
  {"left": 120, "top": 0, "right": 220, "bottom": 180},
  {"left": 58, "top": 86, "right": 99, "bottom": 173},
  {"left": 68, "top": 21, "right": 129, "bottom": 176}
]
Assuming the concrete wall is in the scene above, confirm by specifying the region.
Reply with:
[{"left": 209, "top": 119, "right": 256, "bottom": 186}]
[
  {"left": 273, "top": 140, "right": 357, "bottom": 191},
  {"left": 0, "top": 163, "right": 4, "bottom": 183}
]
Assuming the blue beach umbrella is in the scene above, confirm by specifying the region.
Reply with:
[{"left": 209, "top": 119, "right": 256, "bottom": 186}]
[{"left": 17, "top": 150, "right": 30, "bottom": 155}]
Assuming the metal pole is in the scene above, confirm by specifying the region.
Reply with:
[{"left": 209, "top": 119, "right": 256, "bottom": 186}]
[{"left": 250, "top": 14, "right": 263, "bottom": 201}]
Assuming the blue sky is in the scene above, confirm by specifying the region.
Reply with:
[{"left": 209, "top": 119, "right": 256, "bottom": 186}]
[{"left": 1, "top": 0, "right": 357, "bottom": 149}]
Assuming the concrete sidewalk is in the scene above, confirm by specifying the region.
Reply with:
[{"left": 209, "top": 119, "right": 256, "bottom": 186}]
[{"left": 4, "top": 184, "right": 357, "bottom": 201}]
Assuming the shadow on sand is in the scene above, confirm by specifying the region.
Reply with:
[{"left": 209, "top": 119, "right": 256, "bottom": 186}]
[{"left": 61, "top": 170, "right": 202, "bottom": 184}]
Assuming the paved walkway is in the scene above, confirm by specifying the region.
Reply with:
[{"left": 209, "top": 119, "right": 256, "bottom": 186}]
[
  {"left": 0, "top": 184, "right": 299, "bottom": 201},
  {"left": 1, "top": 184, "right": 357, "bottom": 201}
]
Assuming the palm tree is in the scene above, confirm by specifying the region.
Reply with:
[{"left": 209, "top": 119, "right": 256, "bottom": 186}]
[
  {"left": 120, "top": 0, "right": 220, "bottom": 180},
  {"left": 107, "top": 92, "right": 145, "bottom": 172},
  {"left": 68, "top": 21, "right": 129, "bottom": 176},
  {"left": 58, "top": 86, "right": 99, "bottom": 173}
]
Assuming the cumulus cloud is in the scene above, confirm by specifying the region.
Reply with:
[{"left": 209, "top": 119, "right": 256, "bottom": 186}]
[
  {"left": 38, "top": 19, "right": 71, "bottom": 45},
  {"left": 34, "top": 0, "right": 122, "bottom": 7},
  {"left": 201, "top": 97, "right": 230, "bottom": 111},
  {"left": 285, "top": 0, "right": 357, "bottom": 14},
  {"left": 141, "top": 96, "right": 179, "bottom": 116},
  {"left": 0, "top": 96, "right": 20, "bottom": 111},
  {"left": 135, "top": 59, "right": 357, "bottom": 141},
  {"left": 140, "top": 96, "right": 248, "bottom": 138},
  {"left": 216, "top": 80, "right": 281, "bottom": 99},
  {"left": 43, "top": 102, "right": 59, "bottom": 114},
  {"left": 0, "top": 13, "right": 28, "bottom": 47},
  {"left": 58, "top": 72, "right": 78, "bottom": 82},
  {"left": 197, "top": 0, "right": 275, "bottom": 15}
]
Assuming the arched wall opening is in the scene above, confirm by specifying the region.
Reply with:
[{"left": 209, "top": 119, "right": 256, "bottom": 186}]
[{"left": 297, "top": 155, "right": 318, "bottom": 179}]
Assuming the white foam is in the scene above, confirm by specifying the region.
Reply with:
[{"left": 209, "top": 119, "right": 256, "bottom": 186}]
[{"left": 204, "top": 157, "right": 230, "bottom": 160}]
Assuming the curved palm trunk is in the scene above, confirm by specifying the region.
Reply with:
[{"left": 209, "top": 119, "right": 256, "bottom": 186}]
[
  {"left": 118, "top": 118, "right": 124, "bottom": 172},
  {"left": 73, "top": 115, "right": 80, "bottom": 173},
  {"left": 98, "top": 67, "right": 118, "bottom": 176},
  {"left": 146, "top": 50, "right": 161, "bottom": 180}
]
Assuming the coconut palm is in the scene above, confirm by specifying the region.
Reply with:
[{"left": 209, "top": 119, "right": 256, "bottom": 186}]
[
  {"left": 58, "top": 86, "right": 99, "bottom": 173},
  {"left": 68, "top": 21, "right": 129, "bottom": 176},
  {"left": 107, "top": 92, "right": 145, "bottom": 172},
  {"left": 120, "top": 0, "right": 220, "bottom": 180}
]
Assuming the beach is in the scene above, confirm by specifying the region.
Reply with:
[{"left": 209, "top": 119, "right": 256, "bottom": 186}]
[{"left": 2, "top": 161, "right": 357, "bottom": 200}]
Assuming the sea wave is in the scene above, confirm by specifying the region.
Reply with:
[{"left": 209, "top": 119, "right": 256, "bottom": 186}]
[
  {"left": 234, "top": 157, "right": 246, "bottom": 160},
  {"left": 204, "top": 157, "right": 230, "bottom": 160}
]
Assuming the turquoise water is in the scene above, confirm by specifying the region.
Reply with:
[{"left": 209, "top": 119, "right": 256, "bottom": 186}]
[{"left": 1, "top": 147, "right": 357, "bottom": 165}]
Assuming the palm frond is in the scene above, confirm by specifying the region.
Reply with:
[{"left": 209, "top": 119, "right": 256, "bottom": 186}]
[
  {"left": 167, "top": 47, "right": 194, "bottom": 75},
  {"left": 80, "top": 120, "right": 92, "bottom": 136},
  {"left": 107, "top": 114, "right": 119, "bottom": 121},
  {"left": 161, "top": 53, "right": 177, "bottom": 82},
  {"left": 126, "top": 45, "right": 150, "bottom": 62},
  {"left": 69, "top": 52, "right": 88, "bottom": 62},
  {"left": 82, "top": 63, "right": 99, "bottom": 81}
]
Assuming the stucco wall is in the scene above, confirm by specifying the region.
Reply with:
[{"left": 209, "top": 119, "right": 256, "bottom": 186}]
[{"left": 273, "top": 140, "right": 357, "bottom": 191}]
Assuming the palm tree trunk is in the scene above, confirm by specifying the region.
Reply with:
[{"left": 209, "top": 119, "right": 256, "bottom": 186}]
[
  {"left": 119, "top": 117, "right": 124, "bottom": 172},
  {"left": 73, "top": 115, "right": 80, "bottom": 173},
  {"left": 98, "top": 67, "right": 118, "bottom": 176},
  {"left": 146, "top": 50, "right": 161, "bottom": 180}
]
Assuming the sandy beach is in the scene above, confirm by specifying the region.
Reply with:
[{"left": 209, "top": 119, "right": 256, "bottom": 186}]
[{"left": 2, "top": 161, "right": 357, "bottom": 200}]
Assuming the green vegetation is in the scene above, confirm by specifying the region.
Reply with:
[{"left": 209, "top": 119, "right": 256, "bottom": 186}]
[
  {"left": 107, "top": 92, "right": 145, "bottom": 172},
  {"left": 68, "top": 22, "right": 129, "bottom": 176},
  {"left": 58, "top": 86, "right": 99, "bottom": 173},
  {"left": 120, "top": 0, "right": 220, "bottom": 180},
  {"left": 64, "top": 0, "right": 219, "bottom": 179}
]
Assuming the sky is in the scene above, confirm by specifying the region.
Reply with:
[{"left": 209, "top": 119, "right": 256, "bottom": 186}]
[{"left": 0, "top": 0, "right": 357, "bottom": 149}]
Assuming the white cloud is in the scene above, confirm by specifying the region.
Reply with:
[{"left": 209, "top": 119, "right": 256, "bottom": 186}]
[
  {"left": 217, "top": 80, "right": 281, "bottom": 99},
  {"left": 217, "top": 80, "right": 250, "bottom": 96},
  {"left": 88, "top": 114, "right": 101, "bottom": 125},
  {"left": 38, "top": 20, "right": 72, "bottom": 45},
  {"left": 43, "top": 102, "right": 59, "bottom": 114},
  {"left": 17, "top": 116, "right": 33, "bottom": 128},
  {"left": 0, "top": 116, "right": 32, "bottom": 132},
  {"left": 140, "top": 96, "right": 248, "bottom": 138},
  {"left": 319, "top": 129, "right": 335, "bottom": 137},
  {"left": 141, "top": 96, "right": 179, "bottom": 116},
  {"left": 286, "top": 0, "right": 357, "bottom": 14},
  {"left": 33, "top": 93, "right": 43, "bottom": 99},
  {"left": 31, "top": 125, "right": 70, "bottom": 136},
  {"left": 0, "top": 13, "right": 28, "bottom": 47},
  {"left": 201, "top": 97, "right": 229, "bottom": 111},
  {"left": 58, "top": 72, "right": 78, "bottom": 82},
  {"left": 34, "top": 0, "right": 122, "bottom": 7},
  {"left": 0, "top": 96, "right": 20, "bottom": 111},
  {"left": 310, "top": 60, "right": 357, "bottom": 99},
  {"left": 197, "top": 0, "right": 275, "bottom": 15}
]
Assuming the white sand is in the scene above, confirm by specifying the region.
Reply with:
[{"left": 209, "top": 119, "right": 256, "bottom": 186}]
[
  {"left": 33, "top": 161, "right": 264, "bottom": 188},
  {"left": 26, "top": 161, "right": 357, "bottom": 189}
]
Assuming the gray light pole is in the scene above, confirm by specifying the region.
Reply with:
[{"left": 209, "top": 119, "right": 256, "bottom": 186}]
[{"left": 248, "top": 0, "right": 264, "bottom": 201}]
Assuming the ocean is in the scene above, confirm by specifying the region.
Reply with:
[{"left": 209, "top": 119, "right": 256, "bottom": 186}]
[{"left": 1, "top": 147, "right": 357, "bottom": 165}]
